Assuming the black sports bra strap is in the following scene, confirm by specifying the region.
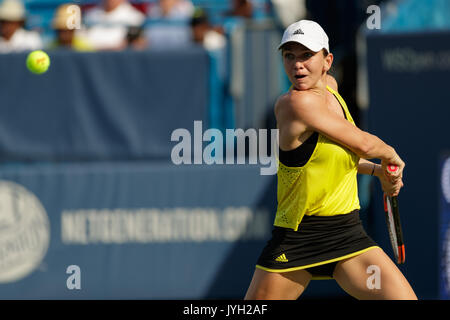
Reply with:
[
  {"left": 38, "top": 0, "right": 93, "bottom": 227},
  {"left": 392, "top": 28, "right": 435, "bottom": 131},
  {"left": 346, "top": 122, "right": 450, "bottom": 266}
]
[{"left": 279, "top": 131, "right": 319, "bottom": 167}]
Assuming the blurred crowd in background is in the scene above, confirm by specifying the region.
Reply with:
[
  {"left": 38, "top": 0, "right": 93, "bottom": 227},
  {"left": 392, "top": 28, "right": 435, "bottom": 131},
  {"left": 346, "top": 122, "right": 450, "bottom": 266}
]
[
  {"left": 1, "top": 0, "right": 450, "bottom": 127},
  {"left": 0, "top": 0, "right": 267, "bottom": 53},
  {"left": 0, "top": 0, "right": 392, "bottom": 53},
  {"left": 0, "top": 0, "right": 387, "bottom": 123}
]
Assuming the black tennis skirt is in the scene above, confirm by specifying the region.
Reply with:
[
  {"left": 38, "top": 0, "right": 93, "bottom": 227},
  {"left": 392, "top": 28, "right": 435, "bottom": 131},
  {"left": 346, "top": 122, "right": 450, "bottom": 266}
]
[{"left": 255, "top": 210, "right": 379, "bottom": 279}]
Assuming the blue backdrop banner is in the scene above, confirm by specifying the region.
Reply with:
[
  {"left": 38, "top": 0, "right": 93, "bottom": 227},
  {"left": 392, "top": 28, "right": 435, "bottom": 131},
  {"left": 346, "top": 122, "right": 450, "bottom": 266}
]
[
  {"left": 0, "top": 162, "right": 277, "bottom": 299},
  {"left": 0, "top": 49, "right": 209, "bottom": 161},
  {"left": 440, "top": 154, "right": 450, "bottom": 300},
  {"left": 366, "top": 31, "right": 450, "bottom": 299}
]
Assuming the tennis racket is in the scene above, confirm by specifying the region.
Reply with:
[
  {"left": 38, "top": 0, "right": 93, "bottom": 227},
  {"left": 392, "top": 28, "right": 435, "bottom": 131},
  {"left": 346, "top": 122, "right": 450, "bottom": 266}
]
[{"left": 383, "top": 165, "right": 405, "bottom": 264}]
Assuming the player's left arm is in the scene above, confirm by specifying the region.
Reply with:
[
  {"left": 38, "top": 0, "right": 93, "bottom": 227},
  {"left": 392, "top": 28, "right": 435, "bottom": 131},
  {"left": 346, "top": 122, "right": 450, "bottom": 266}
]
[
  {"left": 358, "top": 158, "right": 380, "bottom": 176},
  {"left": 329, "top": 78, "right": 376, "bottom": 177},
  {"left": 358, "top": 158, "right": 403, "bottom": 196},
  {"left": 329, "top": 75, "right": 404, "bottom": 196}
]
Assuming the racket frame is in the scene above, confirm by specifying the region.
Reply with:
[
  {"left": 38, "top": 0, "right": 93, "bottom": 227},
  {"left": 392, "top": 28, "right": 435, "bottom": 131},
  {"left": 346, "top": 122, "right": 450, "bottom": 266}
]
[{"left": 383, "top": 194, "right": 405, "bottom": 264}]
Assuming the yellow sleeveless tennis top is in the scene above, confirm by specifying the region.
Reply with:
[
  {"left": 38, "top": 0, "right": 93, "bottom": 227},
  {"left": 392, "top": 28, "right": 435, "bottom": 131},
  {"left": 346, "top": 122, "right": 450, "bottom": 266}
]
[{"left": 274, "top": 85, "right": 360, "bottom": 231}]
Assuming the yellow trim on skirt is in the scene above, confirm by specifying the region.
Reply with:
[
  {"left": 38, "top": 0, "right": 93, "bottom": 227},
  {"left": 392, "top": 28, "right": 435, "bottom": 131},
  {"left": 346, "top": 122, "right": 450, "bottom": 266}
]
[{"left": 255, "top": 246, "right": 380, "bottom": 280}]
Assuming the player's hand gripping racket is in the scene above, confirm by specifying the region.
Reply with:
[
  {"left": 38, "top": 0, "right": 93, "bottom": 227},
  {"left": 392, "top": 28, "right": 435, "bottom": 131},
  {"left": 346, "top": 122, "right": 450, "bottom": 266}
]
[{"left": 383, "top": 165, "right": 405, "bottom": 264}]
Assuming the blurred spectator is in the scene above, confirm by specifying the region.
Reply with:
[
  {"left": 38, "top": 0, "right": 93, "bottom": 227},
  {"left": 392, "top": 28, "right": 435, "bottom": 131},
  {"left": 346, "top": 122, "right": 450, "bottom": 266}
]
[
  {"left": 125, "top": 25, "right": 148, "bottom": 50},
  {"left": 85, "top": 0, "right": 145, "bottom": 25},
  {"left": 228, "top": 0, "right": 253, "bottom": 19},
  {"left": 148, "top": 0, "right": 194, "bottom": 19},
  {"left": 0, "top": 0, "right": 43, "bottom": 53},
  {"left": 270, "top": 0, "right": 307, "bottom": 28},
  {"left": 84, "top": 0, "right": 145, "bottom": 50},
  {"left": 47, "top": 4, "right": 94, "bottom": 51},
  {"left": 145, "top": 0, "right": 194, "bottom": 49},
  {"left": 190, "top": 8, "right": 225, "bottom": 51}
]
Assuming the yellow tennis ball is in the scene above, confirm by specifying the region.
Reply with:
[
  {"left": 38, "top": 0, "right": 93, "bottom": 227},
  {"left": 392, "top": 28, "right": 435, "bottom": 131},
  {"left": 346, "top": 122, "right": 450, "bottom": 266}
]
[{"left": 26, "top": 50, "right": 50, "bottom": 74}]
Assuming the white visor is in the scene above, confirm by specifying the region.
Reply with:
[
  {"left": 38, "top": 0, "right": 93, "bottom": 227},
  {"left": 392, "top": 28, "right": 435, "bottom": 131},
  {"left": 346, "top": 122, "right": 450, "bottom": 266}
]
[{"left": 278, "top": 20, "right": 329, "bottom": 52}]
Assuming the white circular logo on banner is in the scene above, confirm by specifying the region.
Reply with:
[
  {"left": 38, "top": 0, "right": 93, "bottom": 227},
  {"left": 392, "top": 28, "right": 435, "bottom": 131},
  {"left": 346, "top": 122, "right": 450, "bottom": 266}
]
[
  {"left": 443, "top": 157, "right": 450, "bottom": 203},
  {"left": 0, "top": 181, "right": 50, "bottom": 283}
]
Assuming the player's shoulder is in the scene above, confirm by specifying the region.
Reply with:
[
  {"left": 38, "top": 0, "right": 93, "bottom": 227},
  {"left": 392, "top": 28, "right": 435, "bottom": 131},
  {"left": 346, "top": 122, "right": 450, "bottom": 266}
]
[
  {"left": 326, "top": 74, "right": 338, "bottom": 91},
  {"left": 276, "top": 89, "right": 324, "bottom": 118}
]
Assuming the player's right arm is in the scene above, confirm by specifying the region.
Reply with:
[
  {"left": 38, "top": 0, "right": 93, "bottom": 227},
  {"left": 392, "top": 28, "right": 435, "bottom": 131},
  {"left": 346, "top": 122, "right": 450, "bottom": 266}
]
[{"left": 283, "top": 91, "right": 405, "bottom": 181}]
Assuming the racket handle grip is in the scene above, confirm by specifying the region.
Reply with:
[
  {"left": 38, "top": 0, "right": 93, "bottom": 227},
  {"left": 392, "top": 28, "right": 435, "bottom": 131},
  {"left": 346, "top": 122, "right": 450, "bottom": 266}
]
[
  {"left": 385, "top": 165, "right": 400, "bottom": 199},
  {"left": 387, "top": 164, "right": 399, "bottom": 173}
]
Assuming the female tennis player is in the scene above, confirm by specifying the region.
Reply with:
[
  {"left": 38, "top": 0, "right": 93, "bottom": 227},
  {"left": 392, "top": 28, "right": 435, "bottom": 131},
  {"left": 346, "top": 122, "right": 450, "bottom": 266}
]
[{"left": 244, "top": 20, "right": 417, "bottom": 300}]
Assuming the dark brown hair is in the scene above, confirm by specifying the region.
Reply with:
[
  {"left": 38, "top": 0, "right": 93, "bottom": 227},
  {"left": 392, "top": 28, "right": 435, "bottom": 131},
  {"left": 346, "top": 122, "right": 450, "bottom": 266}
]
[{"left": 280, "top": 42, "right": 329, "bottom": 57}]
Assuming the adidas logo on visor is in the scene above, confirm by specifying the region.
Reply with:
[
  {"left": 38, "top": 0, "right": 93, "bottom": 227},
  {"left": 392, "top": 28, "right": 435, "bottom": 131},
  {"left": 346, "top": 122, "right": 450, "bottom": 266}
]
[{"left": 293, "top": 28, "right": 304, "bottom": 35}]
